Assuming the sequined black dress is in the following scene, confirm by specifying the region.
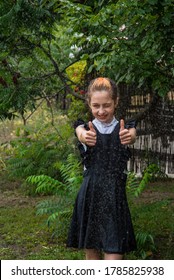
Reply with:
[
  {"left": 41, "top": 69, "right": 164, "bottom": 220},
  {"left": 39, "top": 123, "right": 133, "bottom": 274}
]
[{"left": 67, "top": 121, "right": 136, "bottom": 254}]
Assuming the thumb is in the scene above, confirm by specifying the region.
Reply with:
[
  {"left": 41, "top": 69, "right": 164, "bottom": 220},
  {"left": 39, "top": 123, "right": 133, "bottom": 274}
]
[
  {"left": 120, "top": 119, "right": 125, "bottom": 131},
  {"left": 88, "top": 121, "right": 96, "bottom": 133}
]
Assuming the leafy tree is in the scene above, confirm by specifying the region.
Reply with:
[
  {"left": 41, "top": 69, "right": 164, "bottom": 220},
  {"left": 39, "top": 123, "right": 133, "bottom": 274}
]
[
  {"left": 0, "top": 0, "right": 173, "bottom": 121},
  {"left": 0, "top": 0, "right": 84, "bottom": 121},
  {"left": 60, "top": 0, "right": 174, "bottom": 119},
  {"left": 80, "top": 0, "right": 173, "bottom": 94}
]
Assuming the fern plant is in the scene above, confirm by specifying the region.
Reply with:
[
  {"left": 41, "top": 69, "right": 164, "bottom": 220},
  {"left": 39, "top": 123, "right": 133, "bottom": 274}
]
[
  {"left": 126, "top": 163, "right": 165, "bottom": 259},
  {"left": 135, "top": 231, "right": 156, "bottom": 259},
  {"left": 26, "top": 153, "right": 83, "bottom": 238},
  {"left": 126, "top": 163, "right": 167, "bottom": 197}
]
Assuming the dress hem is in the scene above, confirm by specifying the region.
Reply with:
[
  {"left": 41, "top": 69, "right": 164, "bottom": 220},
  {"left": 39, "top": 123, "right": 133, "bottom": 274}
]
[{"left": 67, "top": 245, "right": 136, "bottom": 255}]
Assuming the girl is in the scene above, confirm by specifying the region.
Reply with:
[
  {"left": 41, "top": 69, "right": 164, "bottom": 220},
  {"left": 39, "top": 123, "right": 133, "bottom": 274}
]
[{"left": 67, "top": 77, "right": 137, "bottom": 260}]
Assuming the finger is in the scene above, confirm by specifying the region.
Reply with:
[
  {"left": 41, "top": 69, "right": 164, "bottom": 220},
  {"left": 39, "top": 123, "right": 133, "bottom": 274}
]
[
  {"left": 86, "top": 142, "right": 96, "bottom": 146},
  {"left": 120, "top": 119, "right": 125, "bottom": 131},
  {"left": 86, "top": 130, "right": 96, "bottom": 137},
  {"left": 88, "top": 121, "right": 96, "bottom": 133},
  {"left": 120, "top": 133, "right": 131, "bottom": 144},
  {"left": 86, "top": 140, "right": 96, "bottom": 146},
  {"left": 119, "top": 129, "right": 129, "bottom": 138},
  {"left": 121, "top": 140, "right": 129, "bottom": 145},
  {"left": 86, "top": 131, "right": 96, "bottom": 137},
  {"left": 121, "top": 135, "right": 131, "bottom": 142},
  {"left": 86, "top": 137, "right": 96, "bottom": 143}
]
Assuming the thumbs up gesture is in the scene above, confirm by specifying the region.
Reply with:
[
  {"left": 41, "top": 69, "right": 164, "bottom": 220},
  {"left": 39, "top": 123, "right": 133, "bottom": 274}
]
[
  {"left": 119, "top": 119, "right": 133, "bottom": 145},
  {"left": 88, "top": 121, "right": 96, "bottom": 133},
  {"left": 76, "top": 121, "right": 97, "bottom": 146}
]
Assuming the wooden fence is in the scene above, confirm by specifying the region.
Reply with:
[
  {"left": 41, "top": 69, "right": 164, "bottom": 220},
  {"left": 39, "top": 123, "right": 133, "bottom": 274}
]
[
  {"left": 125, "top": 91, "right": 174, "bottom": 178},
  {"left": 128, "top": 133, "right": 174, "bottom": 178}
]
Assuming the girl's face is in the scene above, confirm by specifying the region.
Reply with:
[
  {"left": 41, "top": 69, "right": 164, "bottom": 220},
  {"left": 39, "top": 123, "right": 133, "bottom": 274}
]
[{"left": 89, "top": 90, "right": 117, "bottom": 123}]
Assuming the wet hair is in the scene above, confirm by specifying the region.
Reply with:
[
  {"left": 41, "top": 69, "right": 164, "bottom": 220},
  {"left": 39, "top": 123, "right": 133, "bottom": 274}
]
[{"left": 86, "top": 77, "right": 118, "bottom": 104}]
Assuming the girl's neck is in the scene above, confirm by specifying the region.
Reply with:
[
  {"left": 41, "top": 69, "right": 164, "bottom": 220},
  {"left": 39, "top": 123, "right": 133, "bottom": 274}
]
[{"left": 94, "top": 116, "right": 116, "bottom": 125}]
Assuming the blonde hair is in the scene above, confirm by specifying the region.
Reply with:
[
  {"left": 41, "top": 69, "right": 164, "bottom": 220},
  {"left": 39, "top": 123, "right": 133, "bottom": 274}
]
[{"left": 86, "top": 77, "right": 118, "bottom": 104}]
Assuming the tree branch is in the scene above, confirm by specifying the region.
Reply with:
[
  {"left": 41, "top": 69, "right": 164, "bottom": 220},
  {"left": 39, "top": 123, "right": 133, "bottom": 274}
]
[{"left": 22, "top": 71, "right": 57, "bottom": 81}]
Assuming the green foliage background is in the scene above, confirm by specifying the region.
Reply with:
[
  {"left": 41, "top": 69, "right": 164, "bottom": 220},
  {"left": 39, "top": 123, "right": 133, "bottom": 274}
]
[
  {"left": 0, "top": 0, "right": 174, "bottom": 260},
  {"left": 0, "top": 0, "right": 174, "bottom": 119}
]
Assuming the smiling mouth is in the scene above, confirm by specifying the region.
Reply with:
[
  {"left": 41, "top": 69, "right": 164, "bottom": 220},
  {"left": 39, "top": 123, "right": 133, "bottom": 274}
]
[{"left": 98, "top": 116, "right": 108, "bottom": 122}]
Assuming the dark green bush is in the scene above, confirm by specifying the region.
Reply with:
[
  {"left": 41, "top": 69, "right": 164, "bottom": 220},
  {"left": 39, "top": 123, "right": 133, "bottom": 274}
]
[{"left": 6, "top": 115, "right": 75, "bottom": 186}]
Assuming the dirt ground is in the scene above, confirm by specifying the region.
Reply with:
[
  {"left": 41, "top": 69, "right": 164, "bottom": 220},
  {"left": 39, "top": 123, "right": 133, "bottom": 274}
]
[
  {"left": 135, "top": 189, "right": 174, "bottom": 204},
  {"left": 0, "top": 172, "right": 43, "bottom": 208},
  {"left": 1, "top": 172, "right": 174, "bottom": 208}
]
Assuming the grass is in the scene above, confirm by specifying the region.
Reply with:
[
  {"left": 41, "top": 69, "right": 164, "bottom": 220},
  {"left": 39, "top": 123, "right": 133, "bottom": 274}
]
[
  {"left": 0, "top": 172, "right": 85, "bottom": 260},
  {"left": 0, "top": 171, "right": 174, "bottom": 260},
  {"left": 128, "top": 179, "right": 174, "bottom": 259}
]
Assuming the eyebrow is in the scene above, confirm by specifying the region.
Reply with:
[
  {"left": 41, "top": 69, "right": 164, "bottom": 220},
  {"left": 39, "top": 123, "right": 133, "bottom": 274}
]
[{"left": 91, "top": 102, "right": 112, "bottom": 105}]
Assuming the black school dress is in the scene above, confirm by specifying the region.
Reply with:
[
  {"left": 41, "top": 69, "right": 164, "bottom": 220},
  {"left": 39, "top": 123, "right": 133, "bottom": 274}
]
[{"left": 67, "top": 120, "right": 136, "bottom": 254}]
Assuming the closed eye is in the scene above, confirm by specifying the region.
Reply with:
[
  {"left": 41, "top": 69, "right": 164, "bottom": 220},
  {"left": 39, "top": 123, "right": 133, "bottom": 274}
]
[
  {"left": 92, "top": 103, "right": 112, "bottom": 108},
  {"left": 104, "top": 104, "right": 112, "bottom": 108},
  {"left": 92, "top": 104, "right": 100, "bottom": 108}
]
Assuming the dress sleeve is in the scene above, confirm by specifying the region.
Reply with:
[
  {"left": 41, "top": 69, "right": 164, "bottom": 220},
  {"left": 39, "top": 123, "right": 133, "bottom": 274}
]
[
  {"left": 125, "top": 119, "right": 137, "bottom": 129},
  {"left": 73, "top": 119, "right": 89, "bottom": 131},
  {"left": 74, "top": 119, "right": 91, "bottom": 168}
]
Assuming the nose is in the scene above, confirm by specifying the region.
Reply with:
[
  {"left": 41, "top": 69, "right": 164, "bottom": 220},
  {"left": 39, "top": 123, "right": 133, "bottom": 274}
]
[{"left": 98, "top": 107, "right": 105, "bottom": 115}]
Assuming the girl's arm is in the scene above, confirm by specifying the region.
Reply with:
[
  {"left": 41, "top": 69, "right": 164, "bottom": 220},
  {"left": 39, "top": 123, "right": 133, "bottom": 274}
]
[{"left": 76, "top": 121, "right": 97, "bottom": 146}]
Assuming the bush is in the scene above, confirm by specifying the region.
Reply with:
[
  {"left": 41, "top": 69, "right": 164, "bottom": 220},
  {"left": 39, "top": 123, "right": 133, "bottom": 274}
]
[{"left": 6, "top": 113, "right": 76, "bottom": 193}]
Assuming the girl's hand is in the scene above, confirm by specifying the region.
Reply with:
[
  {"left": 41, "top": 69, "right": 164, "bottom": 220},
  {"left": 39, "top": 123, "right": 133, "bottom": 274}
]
[
  {"left": 119, "top": 119, "right": 136, "bottom": 145},
  {"left": 76, "top": 121, "right": 97, "bottom": 146}
]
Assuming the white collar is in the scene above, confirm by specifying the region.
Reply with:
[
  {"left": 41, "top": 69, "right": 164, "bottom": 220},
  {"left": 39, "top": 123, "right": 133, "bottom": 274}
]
[{"left": 93, "top": 117, "right": 118, "bottom": 128}]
